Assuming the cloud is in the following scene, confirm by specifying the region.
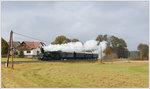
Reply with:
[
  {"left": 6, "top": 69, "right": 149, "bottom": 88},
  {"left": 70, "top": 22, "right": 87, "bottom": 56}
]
[{"left": 1, "top": 1, "right": 149, "bottom": 51}]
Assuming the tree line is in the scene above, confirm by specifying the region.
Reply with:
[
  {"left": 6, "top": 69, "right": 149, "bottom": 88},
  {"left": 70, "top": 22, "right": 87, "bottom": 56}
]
[
  {"left": 49, "top": 34, "right": 149, "bottom": 59},
  {"left": 1, "top": 34, "right": 149, "bottom": 60},
  {"left": 96, "top": 35, "right": 128, "bottom": 59}
]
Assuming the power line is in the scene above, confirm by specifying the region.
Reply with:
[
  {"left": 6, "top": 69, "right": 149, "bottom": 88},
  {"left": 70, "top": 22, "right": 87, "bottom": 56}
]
[{"left": 13, "top": 32, "right": 49, "bottom": 43}]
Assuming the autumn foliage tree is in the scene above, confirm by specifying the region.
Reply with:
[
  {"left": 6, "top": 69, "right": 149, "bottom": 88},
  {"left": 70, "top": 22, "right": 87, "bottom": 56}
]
[
  {"left": 103, "top": 44, "right": 118, "bottom": 59},
  {"left": 96, "top": 34, "right": 128, "bottom": 58},
  {"left": 96, "top": 34, "right": 108, "bottom": 45},
  {"left": 51, "top": 35, "right": 79, "bottom": 44},
  {"left": 109, "top": 36, "right": 128, "bottom": 58},
  {"left": 131, "top": 53, "right": 137, "bottom": 60},
  {"left": 71, "top": 39, "right": 79, "bottom": 42},
  {"left": 137, "top": 44, "right": 149, "bottom": 60},
  {"left": 104, "top": 44, "right": 112, "bottom": 56},
  {"left": 51, "top": 35, "right": 69, "bottom": 44}
]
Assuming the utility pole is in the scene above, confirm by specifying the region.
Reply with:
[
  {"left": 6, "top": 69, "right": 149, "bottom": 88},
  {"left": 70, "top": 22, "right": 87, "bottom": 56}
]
[{"left": 6, "top": 30, "right": 14, "bottom": 68}]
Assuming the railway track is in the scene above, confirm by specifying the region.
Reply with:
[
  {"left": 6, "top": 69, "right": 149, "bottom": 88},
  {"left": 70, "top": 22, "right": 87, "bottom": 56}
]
[
  {"left": 1, "top": 61, "right": 46, "bottom": 64},
  {"left": 1, "top": 59, "right": 97, "bottom": 64}
]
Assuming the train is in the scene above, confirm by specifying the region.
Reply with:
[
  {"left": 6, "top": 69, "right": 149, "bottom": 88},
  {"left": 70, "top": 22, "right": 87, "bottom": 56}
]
[{"left": 38, "top": 48, "right": 98, "bottom": 60}]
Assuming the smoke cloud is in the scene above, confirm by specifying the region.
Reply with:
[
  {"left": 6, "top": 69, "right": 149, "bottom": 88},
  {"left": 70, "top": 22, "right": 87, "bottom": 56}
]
[{"left": 44, "top": 40, "right": 107, "bottom": 58}]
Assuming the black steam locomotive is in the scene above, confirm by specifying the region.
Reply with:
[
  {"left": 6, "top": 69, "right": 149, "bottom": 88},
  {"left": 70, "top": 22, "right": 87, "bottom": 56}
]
[{"left": 38, "top": 48, "right": 98, "bottom": 60}]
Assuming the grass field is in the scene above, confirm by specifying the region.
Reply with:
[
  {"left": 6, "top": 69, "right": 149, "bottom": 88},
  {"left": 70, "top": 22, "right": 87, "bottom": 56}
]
[
  {"left": 1, "top": 59, "right": 149, "bottom": 88},
  {"left": 1, "top": 58, "right": 39, "bottom": 62}
]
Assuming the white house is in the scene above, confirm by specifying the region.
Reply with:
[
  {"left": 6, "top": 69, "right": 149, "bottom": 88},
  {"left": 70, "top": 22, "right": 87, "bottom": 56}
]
[{"left": 21, "top": 41, "right": 45, "bottom": 58}]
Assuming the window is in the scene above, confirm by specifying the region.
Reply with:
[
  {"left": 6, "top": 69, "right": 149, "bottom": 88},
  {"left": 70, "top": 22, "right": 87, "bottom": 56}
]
[{"left": 27, "top": 50, "right": 31, "bottom": 53}]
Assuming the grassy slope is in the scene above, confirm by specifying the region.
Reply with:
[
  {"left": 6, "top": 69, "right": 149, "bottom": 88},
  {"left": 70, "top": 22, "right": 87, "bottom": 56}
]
[
  {"left": 1, "top": 61, "right": 149, "bottom": 88},
  {"left": 1, "top": 58, "right": 39, "bottom": 62}
]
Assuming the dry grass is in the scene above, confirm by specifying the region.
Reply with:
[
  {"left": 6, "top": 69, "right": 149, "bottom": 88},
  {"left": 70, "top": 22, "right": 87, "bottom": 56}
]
[{"left": 1, "top": 60, "right": 149, "bottom": 88}]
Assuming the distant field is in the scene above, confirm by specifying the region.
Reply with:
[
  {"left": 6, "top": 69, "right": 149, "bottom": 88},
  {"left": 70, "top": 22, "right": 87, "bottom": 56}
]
[
  {"left": 1, "top": 59, "right": 149, "bottom": 88},
  {"left": 1, "top": 58, "right": 39, "bottom": 62}
]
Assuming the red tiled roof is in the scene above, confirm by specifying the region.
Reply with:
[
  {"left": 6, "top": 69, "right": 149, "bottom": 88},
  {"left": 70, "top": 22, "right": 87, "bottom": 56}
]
[{"left": 22, "top": 41, "right": 42, "bottom": 50}]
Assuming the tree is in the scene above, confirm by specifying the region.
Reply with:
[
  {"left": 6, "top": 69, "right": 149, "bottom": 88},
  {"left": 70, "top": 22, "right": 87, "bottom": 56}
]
[
  {"left": 96, "top": 35, "right": 103, "bottom": 43},
  {"left": 51, "top": 35, "right": 68, "bottom": 44},
  {"left": 137, "top": 44, "right": 149, "bottom": 60},
  {"left": 104, "top": 44, "right": 118, "bottom": 59},
  {"left": 71, "top": 39, "right": 79, "bottom": 42},
  {"left": 51, "top": 36, "right": 80, "bottom": 44},
  {"left": 110, "top": 36, "right": 128, "bottom": 58},
  {"left": 109, "top": 53, "right": 118, "bottom": 59},
  {"left": 96, "top": 34, "right": 108, "bottom": 45},
  {"left": 137, "top": 44, "right": 144, "bottom": 50},
  {"left": 62, "top": 40, "right": 68, "bottom": 44},
  {"left": 131, "top": 53, "right": 137, "bottom": 60},
  {"left": 103, "top": 34, "right": 108, "bottom": 41},
  {"left": 18, "top": 48, "right": 24, "bottom": 58},
  {"left": 1, "top": 37, "right": 8, "bottom": 57},
  {"left": 97, "top": 35, "right": 128, "bottom": 58},
  {"left": 66, "top": 38, "right": 71, "bottom": 43},
  {"left": 104, "top": 44, "right": 112, "bottom": 56}
]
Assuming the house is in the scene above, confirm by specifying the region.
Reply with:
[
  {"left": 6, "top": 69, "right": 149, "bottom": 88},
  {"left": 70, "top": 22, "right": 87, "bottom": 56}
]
[
  {"left": 21, "top": 41, "right": 45, "bottom": 58},
  {"left": 7, "top": 41, "right": 21, "bottom": 55}
]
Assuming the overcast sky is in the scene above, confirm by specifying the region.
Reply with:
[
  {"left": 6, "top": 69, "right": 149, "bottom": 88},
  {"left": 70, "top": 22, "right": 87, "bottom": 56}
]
[{"left": 1, "top": 1, "right": 149, "bottom": 51}]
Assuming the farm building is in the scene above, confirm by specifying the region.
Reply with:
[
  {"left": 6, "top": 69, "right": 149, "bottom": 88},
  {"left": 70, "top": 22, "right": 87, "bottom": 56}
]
[{"left": 21, "top": 41, "right": 45, "bottom": 58}]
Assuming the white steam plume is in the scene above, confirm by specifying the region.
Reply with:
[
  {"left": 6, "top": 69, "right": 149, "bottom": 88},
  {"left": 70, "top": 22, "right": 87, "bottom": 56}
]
[{"left": 44, "top": 40, "right": 107, "bottom": 58}]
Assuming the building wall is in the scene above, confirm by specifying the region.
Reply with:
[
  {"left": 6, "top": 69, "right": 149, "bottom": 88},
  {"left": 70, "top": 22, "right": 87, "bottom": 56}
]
[
  {"left": 32, "top": 43, "right": 43, "bottom": 55},
  {"left": 24, "top": 50, "right": 34, "bottom": 55},
  {"left": 23, "top": 43, "right": 43, "bottom": 57}
]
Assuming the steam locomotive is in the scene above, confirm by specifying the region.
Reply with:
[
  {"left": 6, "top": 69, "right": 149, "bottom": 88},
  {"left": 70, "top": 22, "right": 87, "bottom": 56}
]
[{"left": 38, "top": 48, "right": 98, "bottom": 60}]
